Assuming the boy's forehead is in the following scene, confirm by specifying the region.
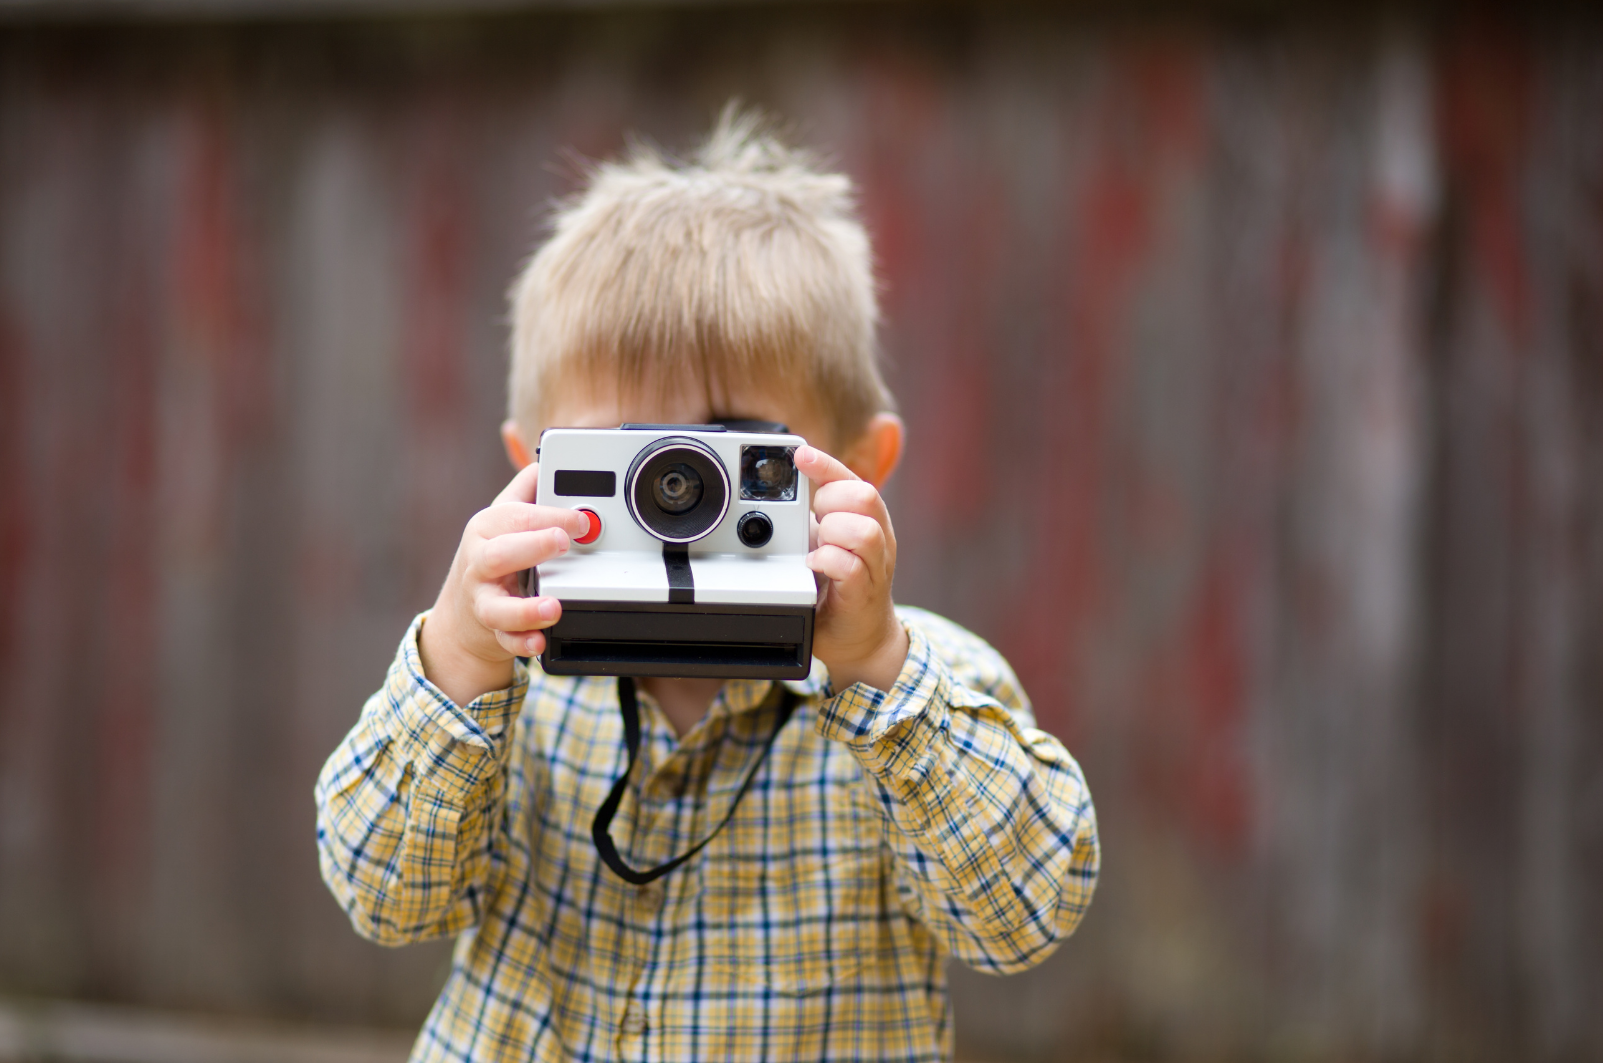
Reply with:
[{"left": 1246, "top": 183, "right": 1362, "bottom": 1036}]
[{"left": 543, "top": 379, "right": 827, "bottom": 445}]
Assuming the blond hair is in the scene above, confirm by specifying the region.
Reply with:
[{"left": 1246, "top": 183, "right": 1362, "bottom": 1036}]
[{"left": 508, "top": 106, "right": 892, "bottom": 447}]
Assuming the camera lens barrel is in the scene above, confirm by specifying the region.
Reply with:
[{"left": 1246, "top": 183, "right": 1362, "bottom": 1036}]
[
  {"left": 651, "top": 463, "right": 704, "bottom": 514},
  {"left": 736, "top": 512, "right": 774, "bottom": 548},
  {"left": 625, "top": 437, "right": 730, "bottom": 543}
]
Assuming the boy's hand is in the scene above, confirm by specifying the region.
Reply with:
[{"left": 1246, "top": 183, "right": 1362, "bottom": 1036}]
[
  {"left": 794, "top": 445, "right": 910, "bottom": 694},
  {"left": 419, "top": 462, "right": 591, "bottom": 707}
]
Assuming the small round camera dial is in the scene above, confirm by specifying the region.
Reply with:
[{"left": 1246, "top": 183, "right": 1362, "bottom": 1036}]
[
  {"left": 574, "top": 508, "right": 602, "bottom": 545},
  {"left": 736, "top": 511, "right": 774, "bottom": 548}
]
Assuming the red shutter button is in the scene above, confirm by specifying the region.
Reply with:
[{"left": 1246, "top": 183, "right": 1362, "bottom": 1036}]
[{"left": 574, "top": 508, "right": 602, "bottom": 545}]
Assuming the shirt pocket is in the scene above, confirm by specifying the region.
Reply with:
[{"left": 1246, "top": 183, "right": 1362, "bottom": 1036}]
[{"left": 698, "top": 841, "right": 887, "bottom": 996}]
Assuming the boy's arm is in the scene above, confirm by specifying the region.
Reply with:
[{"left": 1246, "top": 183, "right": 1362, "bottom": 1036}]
[
  {"left": 316, "top": 462, "right": 586, "bottom": 946},
  {"left": 795, "top": 439, "right": 1095, "bottom": 974},
  {"left": 314, "top": 614, "right": 529, "bottom": 946},
  {"left": 815, "top": 609, "right": 1099, "bottom": 974}
]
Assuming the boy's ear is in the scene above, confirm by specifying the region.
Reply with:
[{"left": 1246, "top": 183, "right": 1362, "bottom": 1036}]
[
  {"left": 840, "top": 412, "right": 904, "bottom": 489},
  {"left": 502, "top": 419, "right": 535, "bottom": 470}
]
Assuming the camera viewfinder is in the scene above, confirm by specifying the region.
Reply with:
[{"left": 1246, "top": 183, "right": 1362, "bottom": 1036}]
[{"left": 740, "top": 445, "right": 798, "bottom": 502}]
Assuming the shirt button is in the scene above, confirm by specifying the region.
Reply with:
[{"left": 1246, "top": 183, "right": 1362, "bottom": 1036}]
[
  {"left": 621, "top": 1008, "right": 648, "bottom": 1036},
  {"left": 637, "top": 884, "right": 664, "bottom": 908}
]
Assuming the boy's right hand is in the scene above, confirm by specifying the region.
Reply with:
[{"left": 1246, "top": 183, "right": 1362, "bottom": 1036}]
[{"left": 418, "top": 462, "right": 591, "bottom": 707}]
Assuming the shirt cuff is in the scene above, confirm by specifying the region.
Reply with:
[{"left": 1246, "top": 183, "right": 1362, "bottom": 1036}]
[
  {"left": 383, "top": 612, "right": 530, "bottom": 777},
  {"left": 813, "top": 620, "right": 952, "bottom": 778}
]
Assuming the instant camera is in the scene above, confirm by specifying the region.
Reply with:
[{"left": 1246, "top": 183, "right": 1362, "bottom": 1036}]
[{"left": 527, "top": 423, "right": 817, "bottom": 679}]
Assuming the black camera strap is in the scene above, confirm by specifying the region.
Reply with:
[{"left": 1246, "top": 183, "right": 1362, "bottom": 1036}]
[{"left": 592, "top": 676, "right": 799, "bottom": 886}]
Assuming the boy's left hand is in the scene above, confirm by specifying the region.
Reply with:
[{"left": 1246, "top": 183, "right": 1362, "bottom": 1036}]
[{"left": 794, "top": 445, "right": 910, "bottom": 693}]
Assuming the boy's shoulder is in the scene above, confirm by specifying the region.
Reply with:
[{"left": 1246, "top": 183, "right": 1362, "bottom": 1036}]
[{"left": 893, "top": 604, "right": 1035, "bottom": 726}]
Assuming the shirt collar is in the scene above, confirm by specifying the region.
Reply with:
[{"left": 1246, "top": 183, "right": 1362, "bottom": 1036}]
[
  {"left": 713, "top": 657, "right": 829, "bottom": 718},
  {"left": 785, "top": 656, "right": 830, "bottom": 699},
  {"left": 575, "top": 658, "right": 829, "bottom": 725}
]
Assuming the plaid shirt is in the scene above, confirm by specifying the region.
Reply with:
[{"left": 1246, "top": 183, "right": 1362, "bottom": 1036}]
[{"left": 316, "top": 605, "right": 1098, "bottom": 1062}]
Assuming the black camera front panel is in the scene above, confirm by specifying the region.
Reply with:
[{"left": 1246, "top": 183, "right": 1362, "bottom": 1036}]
[{"left": 540, "top": 601, "right": 815, "bottom": 679}]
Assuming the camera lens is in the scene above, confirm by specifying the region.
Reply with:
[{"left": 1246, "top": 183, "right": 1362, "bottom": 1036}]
[
  {"left": 652, "top": 463, "right": 703, "bottom": 514},
  {"left": 625, "top": 437, "right": 730, "bottom": 543}
]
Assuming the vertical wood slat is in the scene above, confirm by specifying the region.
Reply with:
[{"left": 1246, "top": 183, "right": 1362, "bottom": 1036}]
[{"left": 1421, "top": 20, "right": 1603, "bottom": 1060}]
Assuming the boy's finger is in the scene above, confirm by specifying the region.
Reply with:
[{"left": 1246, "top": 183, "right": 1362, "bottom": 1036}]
[
  {"left": 806, "top": 543, "right": 869, "bottom": 587},
  {"left": 473, "top": 527, "right": 572, "bottom": 580},
  {"left": 478, "top": 592, "right": 562, "bottom": 634},
  {"left": 495, "top": 628, "right": 548, "bottom": 658},
  {"left": 811, "top": 479, "right": 890, "bottom": 525},
  {"left": 492, "top": 461, "right": 542, "bottom": 507},
  {"left": 816, "top": 510, "right": 886, "bottom": 562},
  {"left": 794, "top": 445, "right": 860, "bottom": 487},
  {"left": 475, "top": 503, "right": 591, "bottom": 540}
]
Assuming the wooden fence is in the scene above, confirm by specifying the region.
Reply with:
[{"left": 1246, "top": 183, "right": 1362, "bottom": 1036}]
[{"left": 1, "top": 5, "right": 1598, "bottom": 1060}]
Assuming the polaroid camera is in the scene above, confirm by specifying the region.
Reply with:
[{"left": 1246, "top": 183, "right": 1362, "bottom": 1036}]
[{"left": 528, "top": 423, "right": 816, "bottom": 679}]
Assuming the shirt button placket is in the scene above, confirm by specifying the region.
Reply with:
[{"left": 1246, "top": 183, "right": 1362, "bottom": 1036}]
[{"left": 618, "top": 1003, "right": 649, "bottom": 1061}]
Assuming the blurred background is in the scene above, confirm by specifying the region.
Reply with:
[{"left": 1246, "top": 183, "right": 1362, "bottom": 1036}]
[{"left": 1, "top": 0, "right": 1600, "bottom": 1061}]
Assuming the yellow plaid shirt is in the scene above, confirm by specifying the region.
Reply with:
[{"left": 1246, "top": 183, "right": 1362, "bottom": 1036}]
[{"left": 316, "top": 605, "right": 1098, "bottom": 1062}]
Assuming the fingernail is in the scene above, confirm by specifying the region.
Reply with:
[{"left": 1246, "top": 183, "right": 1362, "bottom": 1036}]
[{"left": 538, "top": 598, "right": 559, "bottom": 621}]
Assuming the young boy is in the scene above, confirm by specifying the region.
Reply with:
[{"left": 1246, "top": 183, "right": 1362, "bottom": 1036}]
[{"left": 315, "top": 110, "right": 1099, "bottom": 1063}]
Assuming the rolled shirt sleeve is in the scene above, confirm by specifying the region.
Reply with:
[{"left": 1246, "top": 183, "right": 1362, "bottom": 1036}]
[
  {"left": 813, "top": 607, "right": 1100, "bottom": 974},
  {"left": 314, "top": 613, "right": 526, "bottom": 946}
]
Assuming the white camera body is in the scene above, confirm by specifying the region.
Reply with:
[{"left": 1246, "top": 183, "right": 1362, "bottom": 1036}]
[{"left": 531, "top": 423, "right": 817, "bottom": 679}]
